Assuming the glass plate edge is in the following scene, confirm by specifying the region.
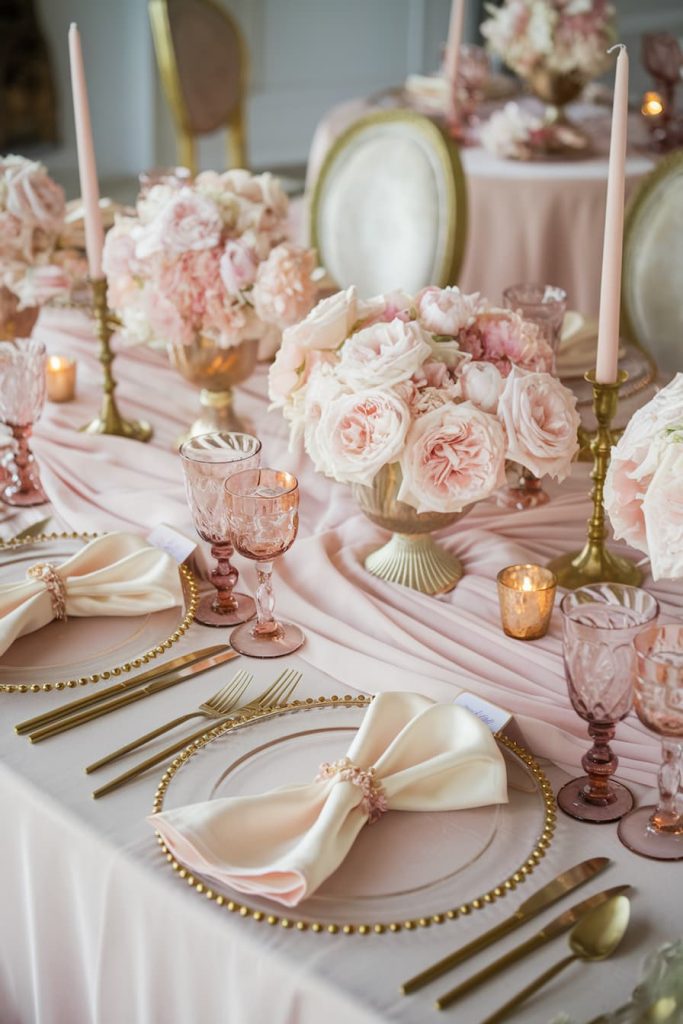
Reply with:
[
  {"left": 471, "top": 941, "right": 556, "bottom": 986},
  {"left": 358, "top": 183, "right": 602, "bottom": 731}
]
[
  {"left": 0, "top": 531, "right": 198, "bottom": 694},
  {"left": 152, "top": 695, "right": 557, "bottom": 937}
]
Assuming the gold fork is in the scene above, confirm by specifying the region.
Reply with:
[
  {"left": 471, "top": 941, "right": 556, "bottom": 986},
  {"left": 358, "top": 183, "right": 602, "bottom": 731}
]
[
  {"left": 85, "top": 668, "right": 254, "bottom": 774},
  {"left": 91, "top": 667, "right": 301, "bottom": 799}
]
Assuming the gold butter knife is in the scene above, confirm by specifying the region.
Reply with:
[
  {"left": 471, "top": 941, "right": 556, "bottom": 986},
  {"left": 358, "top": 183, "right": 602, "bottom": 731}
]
[
  {"left": 434, "top": 884, "right": 632, "bottom": 1011},
  {"left": 27, "top": 648, "right": 239, "bottom": 742},
  {"left": 15, "top": 644, "right": 230, "bottom": 736},
  {"left": 402, "top": 857, "right": 611, "bottom": 994}
]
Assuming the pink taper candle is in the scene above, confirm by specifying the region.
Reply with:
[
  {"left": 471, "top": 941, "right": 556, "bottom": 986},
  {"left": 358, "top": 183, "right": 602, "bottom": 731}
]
[
  {"left": 68, "top": 23, "right": 104, "bottom": 280},
  {"left": 595, "top": 44, "right": 629, "bottom": 384},
  {"left": 444, "top": 0, "right": 465, "bottom": 121}
]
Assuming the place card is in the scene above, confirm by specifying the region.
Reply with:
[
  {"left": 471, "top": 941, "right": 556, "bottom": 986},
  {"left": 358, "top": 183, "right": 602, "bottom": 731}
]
[
  {"left": 454, "top": 691, "right": 512, "bottom": 735},
  {"left": 148, "top": 524, "right": 197, "bottom": 565}
]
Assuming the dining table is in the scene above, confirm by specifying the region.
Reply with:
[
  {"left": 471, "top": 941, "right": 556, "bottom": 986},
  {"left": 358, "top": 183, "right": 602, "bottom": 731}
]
[
  {"left": 302, "top": 94, "right": 656, "bottom": 318},
  {"left": 1, "top": 307, "right": 681, "bottom": 1024}
]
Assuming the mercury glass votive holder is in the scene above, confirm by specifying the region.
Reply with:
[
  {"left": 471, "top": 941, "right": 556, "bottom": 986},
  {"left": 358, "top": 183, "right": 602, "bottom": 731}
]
[
  {"left": 497, "top": 564, "right": 557, "bottom": 640},
  {"left": 46, "top": 355, "right": 77, "bottom": 402}
]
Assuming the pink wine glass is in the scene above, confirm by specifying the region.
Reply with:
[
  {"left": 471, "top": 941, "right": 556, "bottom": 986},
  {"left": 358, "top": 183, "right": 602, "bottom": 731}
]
[
  {"left": 180, "top": 432, "right": 261, "bottom": 627},
  {"left": 498, "top": 283, "right": 568, "bottom": 511},
  {"left": 0, "top": 339, "right": 49, "bottom": 506},
  {"left": 225, "top": 468, "right": 303, "bottom": 658},
  {"left": 559, "top": 584, "right": 659, "bottom": 823},
  {"left": 618, "top": 623, "right": 683, "bottom": 861}
]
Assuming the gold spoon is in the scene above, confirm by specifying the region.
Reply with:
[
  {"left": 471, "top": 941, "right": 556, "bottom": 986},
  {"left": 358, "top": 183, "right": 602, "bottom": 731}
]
[{"left": 477, "top": 894, "right": 631, "bottom": 1024}]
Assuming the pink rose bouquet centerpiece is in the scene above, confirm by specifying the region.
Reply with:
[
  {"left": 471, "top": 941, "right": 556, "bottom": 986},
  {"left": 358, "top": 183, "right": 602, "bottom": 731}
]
[
  {"left": 0, "top": 155, "right": 69, "bottom": 334},
  {"left": 103, "top": 169, "right": 318, "bottom": 440},
  {"left": 270, "top": 285, "right": 580, "bottom": 594},
  {"left": 605, "top": 374, "right": 683, "bottom": 581}
]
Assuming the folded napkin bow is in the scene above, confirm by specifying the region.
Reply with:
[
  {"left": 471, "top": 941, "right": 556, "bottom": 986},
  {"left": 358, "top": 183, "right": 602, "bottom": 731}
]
[
  {"left": 0, "top": 532, "right": 183, "bottom": 657},
  {"left": 149, "top": 692, "right": 508, "bottom": 907}
]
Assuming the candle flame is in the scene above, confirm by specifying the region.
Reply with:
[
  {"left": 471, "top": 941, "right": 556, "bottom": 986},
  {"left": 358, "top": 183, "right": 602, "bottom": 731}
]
[
  {"left": 641, "top": 92, "right": 664, "bottom": 117},
  {"left": 521, "top": 576, "right": 534, "bottom": 592},
  {"left": 47, "top": 355, "right": 68, "bottom": 370}
]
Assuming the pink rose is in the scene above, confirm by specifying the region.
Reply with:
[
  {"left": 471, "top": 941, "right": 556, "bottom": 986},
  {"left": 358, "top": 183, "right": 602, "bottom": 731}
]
[
  {"left": 355, "top": 290, "right": 413, "bottom": 328},
  {"left": 417, "top": 286, "right": 484, "bottom": 336},
  {"left": 252, "top": 243, "right": 316, "bottom": 329},
  {"left": 135, "top": 188, "right": 222, "bottom": 258},
  {"left": 459, "top": 361, "right": 504, "bottom": 413},
  {"left": 459, "top": 310, "right": 553, "bottom": 376},
  {"left": 310, "top": 388, "right": 410, "bottom": 486},
  {"left": 285, "top": 286, "right": 358, "bottom": 351},
  {"left": 642, "top": 440, "right": 683, "bottom": 580},
  {"left": 102, "top": 219, "right": 141, "bottom": 279},
  {"left": 498, "top": 368, "right": 579, "bottom": 480},
  {"left": 1, "top": 156, "right": 65, "bottom": 234},
  {"left": 220, "top": 239, "right": 258, "bottom": 295},
  {"left": 0, "top": 211, "right": 32, "bottom": 262},
  {"left": 268, "top": 338, "right": 337, "bottom": 408},
  {"left": 398, "top": 402, "right": 507, "bottom": 513},
  {"left": 337, "top": 319, "right": 433, "bottom": 389}
]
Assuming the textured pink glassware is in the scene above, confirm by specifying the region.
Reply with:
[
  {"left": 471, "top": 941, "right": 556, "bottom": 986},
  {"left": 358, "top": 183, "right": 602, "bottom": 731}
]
[
  {"left": 0, "top": 339, "right": 49, "bottom": 506},
  {"left": 225, "top": 468, "right": 303, "bottom": 658},
  {"left": 618, "top": 623, "right": 683, "bottom": 860},
  {"left": 498, "top": 283, "right": 568, "bottom": 512},
  {"left": 180, "top": 432, "right": 261, "bottom": 627},
  {"left": 559, "top": 584, "right": 659, "bottom": 823}
]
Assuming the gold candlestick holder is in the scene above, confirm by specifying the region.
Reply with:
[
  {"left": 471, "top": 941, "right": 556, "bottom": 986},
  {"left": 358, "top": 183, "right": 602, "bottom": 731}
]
[
  {"left": 547, "top": 369, "right": 642, "bottom": 590},
  {"left": 81, "top": 277, "right": 153, "bottom": 442}
]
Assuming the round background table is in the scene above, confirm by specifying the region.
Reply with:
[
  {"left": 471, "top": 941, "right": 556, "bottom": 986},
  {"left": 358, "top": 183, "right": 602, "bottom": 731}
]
[{"left": 304, "top": 96, "right": 655, "bottom": 316}]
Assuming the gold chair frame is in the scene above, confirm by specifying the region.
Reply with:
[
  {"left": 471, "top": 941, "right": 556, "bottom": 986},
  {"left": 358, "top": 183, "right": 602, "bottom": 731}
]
[
  {"left": 148, "top": 0, "right": 248, "bottom": 174},
  {"left": 310, "top": 109, "right": 468, "bottom": 290},
  {"left": 621, "top": 148, "right": 683, "bottom": 377}
]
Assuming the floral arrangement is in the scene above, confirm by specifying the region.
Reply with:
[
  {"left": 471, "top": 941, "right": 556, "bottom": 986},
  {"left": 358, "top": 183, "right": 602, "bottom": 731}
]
[
  {"left": 0, "top": 154, "right": 69, "bottom": 309},
  {"left": 103, "top": 169, "right": 317, "bottom": 349},
  {"left": 480, "top": 100, "right": 592, "bottom": 158},
  {"left": 269, "top": 285, "right": 580, "bottom": 513},
  {"left": 481, "top": 0, "right": 616, "bottom": 81},
  {"left": 605, "top": 374, "right": 683, "bottom": 581}
]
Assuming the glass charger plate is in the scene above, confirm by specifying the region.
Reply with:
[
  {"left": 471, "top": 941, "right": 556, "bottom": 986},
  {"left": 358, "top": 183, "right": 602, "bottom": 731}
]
[
  {"left": 0, "top": 532, "right": 197, "bottom": 693},
  {"left": 153, "top": 696, "right": 556, "bottom": 935}
]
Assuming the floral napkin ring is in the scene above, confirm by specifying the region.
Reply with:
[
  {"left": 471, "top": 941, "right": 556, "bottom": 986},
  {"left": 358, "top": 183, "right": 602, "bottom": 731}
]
[
  {"left": 27, "top": 562, "right": 68, "bottom": 621},
  {"left": 316, "top": 757, "right": 388, "bottom": 823}
]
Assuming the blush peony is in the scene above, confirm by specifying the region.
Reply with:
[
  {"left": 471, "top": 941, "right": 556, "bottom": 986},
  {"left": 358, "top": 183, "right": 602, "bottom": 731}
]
[
  {"left": 498, "top": 368, "right": 579, "bottom": 479},
  {"left": 337, "top": 319, "right": 434, "bottom": 389}
]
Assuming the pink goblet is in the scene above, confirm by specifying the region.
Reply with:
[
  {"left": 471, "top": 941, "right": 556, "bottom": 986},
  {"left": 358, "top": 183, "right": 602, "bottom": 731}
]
[
  {"left": 497, "top": 283, "right": 568, "bottom": 511},
  {"left": 618, "top": 623, "right": 683, "bottom": 861},
  {"left": 0, "top": 339, "right": 49, "bottom": 506},
  {"left": 226, "top": 468, "right": 303, "bottom": 658},
  {"left": 180, "top": 432, "right": 261, "bottom": 627},
  {"left": 559, "top": 584, "right": 659, "bottom": 823}
]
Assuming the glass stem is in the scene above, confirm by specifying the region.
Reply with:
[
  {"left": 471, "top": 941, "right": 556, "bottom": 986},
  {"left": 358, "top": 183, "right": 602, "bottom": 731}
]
[
  {"left": 253, "top": 562, "right": 280, "bottom": 637},
  {"left": 10, "top": 422, "right": 38, "bottom": 494},
  {"left": 651, "top": 739, "right": 683, "bottom": 832},
  {"left": 209, "top": 542, "right": 238, "bottom": 613},
  {"left": 581, "top": 721, "right": 619, "bottom": 806}
]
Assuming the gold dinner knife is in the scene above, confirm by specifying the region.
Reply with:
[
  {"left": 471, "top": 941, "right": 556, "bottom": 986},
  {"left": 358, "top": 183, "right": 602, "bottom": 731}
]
[
  {"left": 402, "top": 856, "right": 611, "bottom": 995},
  {"left": 15, "top": 645, "right": 230, "bottom": 736},
  {"left": 434, "top": 884, "right": 632, "bottom": 1011},
  {"left": 27, "top": 648, "right": 240, "bottom": 742}
]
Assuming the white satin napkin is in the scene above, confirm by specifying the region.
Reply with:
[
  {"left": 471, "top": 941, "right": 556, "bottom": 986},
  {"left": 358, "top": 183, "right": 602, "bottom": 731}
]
[
  {"left": 149, "top": 692, "right": 509, "bottom": 907},
  {"left": 0, "top": 532, "right": 183, "bottom": 657}
]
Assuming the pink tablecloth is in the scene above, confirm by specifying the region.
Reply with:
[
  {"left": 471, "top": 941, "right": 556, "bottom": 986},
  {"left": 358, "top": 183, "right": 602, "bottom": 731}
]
[
  {"left": 4, "top": 307, "right": 680, "bottom": 789},
  {"left": 303, "top": 98, "right": 655, "bottom": 316}
]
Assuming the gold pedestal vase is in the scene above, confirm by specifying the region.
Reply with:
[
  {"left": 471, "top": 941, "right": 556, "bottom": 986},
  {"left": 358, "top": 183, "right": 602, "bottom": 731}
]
[
  {"left": 352, "top": 463, "right": 469, "bottom": 596},
  {"left": 547, "top": 370, "right": 642, "bottom": 590},
  {"left": 527, "top": 67, "right": 591, "bottom": 154},
  {"left": 168, "top": 334, "right": 258, "bottom": 447}
]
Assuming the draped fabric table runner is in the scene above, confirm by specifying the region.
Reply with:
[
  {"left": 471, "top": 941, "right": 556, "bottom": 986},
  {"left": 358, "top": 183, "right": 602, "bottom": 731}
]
[{"left": 0, "top": 308, "right": 681, "bottom": 1024}]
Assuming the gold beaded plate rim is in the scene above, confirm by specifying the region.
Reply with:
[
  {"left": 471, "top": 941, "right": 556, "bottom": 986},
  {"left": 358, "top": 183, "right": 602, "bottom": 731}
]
[
  {"left": 0, "top": 531, "right": 198, "bottom": 694},
  {"left": 152, "top": 695, "right": 557, "bottom": 936}
]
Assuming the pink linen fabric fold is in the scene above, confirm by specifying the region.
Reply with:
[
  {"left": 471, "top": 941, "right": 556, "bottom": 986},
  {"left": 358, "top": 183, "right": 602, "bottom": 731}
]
[
  {"left": 149, "top": 692, "right": 508, "bottom": 907},
  {"left": 0, "top": 532, "right": 183, "bottom": 657}
]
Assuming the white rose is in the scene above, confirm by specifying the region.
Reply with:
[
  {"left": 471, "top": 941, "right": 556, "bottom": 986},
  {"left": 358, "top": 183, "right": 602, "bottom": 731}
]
[
  {"left": 309, "top": 387, "right": 410, "bottom": 486},
  {"left": 417, "top": 286, "right": 485, "bottom": 336},
  {"left": 284, "top": 286, "right": 358, "bottom": 351},
  {"left": 459, "top": 361, "right": 504, "bottom": 413},
  {"left": 135, "top": 188, "right": 222, "bottom": 259},
  {"left": 642, "top": 437, "right": 683, "bottom": 580},
  {"left": 498, "top": 368, "right": 579, "bottom": 480},
  {"left": 337, "top": 319, "right": 433, "bottom": 389}
]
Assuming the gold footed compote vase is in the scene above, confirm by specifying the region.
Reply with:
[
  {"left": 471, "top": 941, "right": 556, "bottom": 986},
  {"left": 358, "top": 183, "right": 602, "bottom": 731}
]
[
  {"left": 527, "top": 67, "right": 591, "bottom": 155},
  {"left": 352, "top": 463, "right": 469, "bottom": 596},
  {"left": 618, "top": 624, "right": 683, "bottom": 861},
  {"left": 169, "top": 335, "right": 258, "bottom": 448}
]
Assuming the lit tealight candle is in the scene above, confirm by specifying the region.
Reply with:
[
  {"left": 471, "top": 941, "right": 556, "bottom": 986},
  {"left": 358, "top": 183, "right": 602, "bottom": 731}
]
[
  {"left": 641, "top": 91, "right": 664, "bottom": 118},
  {"left": 46, "top": 355, "right": 77, "bottom": 402},
  {"left": 497, "top": 564, "right": 557, "bottom": 641}
]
